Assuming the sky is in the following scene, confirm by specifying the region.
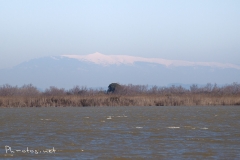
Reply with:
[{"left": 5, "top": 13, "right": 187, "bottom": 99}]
[{"left": 0, "top": 0, "right": 240, "bottom": 69}]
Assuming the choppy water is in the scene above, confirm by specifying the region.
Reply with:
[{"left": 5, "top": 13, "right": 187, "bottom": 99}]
[{"left": 0, "top": 106, "right": 240, "bottom": 159}]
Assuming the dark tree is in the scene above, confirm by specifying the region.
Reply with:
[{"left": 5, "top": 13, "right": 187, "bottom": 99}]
[{"left": 107, "top": 83, "right": 121, "bottom": 93}]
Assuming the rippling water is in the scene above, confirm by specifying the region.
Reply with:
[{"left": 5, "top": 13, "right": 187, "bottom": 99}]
[{"left": 0, "top": 106, "right": 240, "bottom": 159}]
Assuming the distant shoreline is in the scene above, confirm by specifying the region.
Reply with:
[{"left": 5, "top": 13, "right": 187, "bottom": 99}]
[
  {"left": 1, "top": 83, "right": 240, "bottom": 107},
  {"left": 0, "top": 94, "right": 240, "bottom": 107}
]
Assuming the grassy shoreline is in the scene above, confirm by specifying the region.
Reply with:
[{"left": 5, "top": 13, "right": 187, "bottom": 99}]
[
  {"left": 1, "top": 83, "right": 240, "bottom": 107},
  {"left": 1, "top": 94, "right": 240, "bottom": 107}
]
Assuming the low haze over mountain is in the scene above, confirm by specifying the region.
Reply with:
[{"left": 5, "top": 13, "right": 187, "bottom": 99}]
[
  {"left": 62, "top": 53, "right": 240, "bottom": 69},
  {"left": 1, "top": 53, "right": 240, "bottom": 89}
]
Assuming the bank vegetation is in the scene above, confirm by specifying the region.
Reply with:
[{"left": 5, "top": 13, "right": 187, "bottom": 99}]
[{"left": 0, "top": 83, "right": 240, "bottom": 107}]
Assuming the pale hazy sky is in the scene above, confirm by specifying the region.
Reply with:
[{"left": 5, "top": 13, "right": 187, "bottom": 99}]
[{"left": 1, "top": 0, "right": 240, "bottom": 69}]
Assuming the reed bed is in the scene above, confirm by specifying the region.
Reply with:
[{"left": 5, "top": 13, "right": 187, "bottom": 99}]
[
  {"left": 1, "top": 83, "right": 240, "bottom": 107},
  {"left": 1, "top": 94, "right": 240, "bottom": 107}
]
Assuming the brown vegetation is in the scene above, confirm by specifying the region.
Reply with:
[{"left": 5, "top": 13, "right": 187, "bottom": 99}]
[{"left": 0, "top": 83, "right": 240, "bottom": 107}]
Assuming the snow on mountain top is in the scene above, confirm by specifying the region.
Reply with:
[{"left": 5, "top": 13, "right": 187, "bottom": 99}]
[{"left": 61, "top": 52, "right": 240, "bottom": 70}]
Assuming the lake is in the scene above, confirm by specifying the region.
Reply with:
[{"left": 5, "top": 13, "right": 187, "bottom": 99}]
[{"left": 0, "top": 106, "right": 240, "bottom": 159}]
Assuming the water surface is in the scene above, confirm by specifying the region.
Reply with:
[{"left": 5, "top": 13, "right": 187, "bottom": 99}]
[{"left": 0, "top": 106, "right": 239, "bottom": 159}]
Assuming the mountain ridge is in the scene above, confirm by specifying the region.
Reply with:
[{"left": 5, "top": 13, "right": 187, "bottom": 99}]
[
  {"left": 61, "top": 52, "right": 240, "bottom": 70},
  {"left": 0, "top": 53, "right": 239, "bottom": 89}
]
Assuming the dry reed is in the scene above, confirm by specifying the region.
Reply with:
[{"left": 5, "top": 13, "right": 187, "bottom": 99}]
[{"left": 0, "top": 94, "right": 240, "bottom": 107}]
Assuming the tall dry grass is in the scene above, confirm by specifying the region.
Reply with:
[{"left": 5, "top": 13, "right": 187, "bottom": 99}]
[
  {"left": 0, "top": 94, "right": 240, "bottom": 107},
  {"left": 1, "top": 83, "right": 240, "bottom": 107}
]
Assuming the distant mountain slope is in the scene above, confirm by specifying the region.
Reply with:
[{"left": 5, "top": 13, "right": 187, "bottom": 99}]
[
  {"left": 1, "top": 53, "right": 240, "bottom": 89},
  {"left": 62, "top": 52, "right": 240, "bottom": 70}
]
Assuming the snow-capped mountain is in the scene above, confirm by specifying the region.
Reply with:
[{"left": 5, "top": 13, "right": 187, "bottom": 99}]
[
  {"left": 62, "top": 52, "right": 240, "bottom": 70},
  {"left": 1, "top": 53, "right": 240, "bottom": 89}
]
